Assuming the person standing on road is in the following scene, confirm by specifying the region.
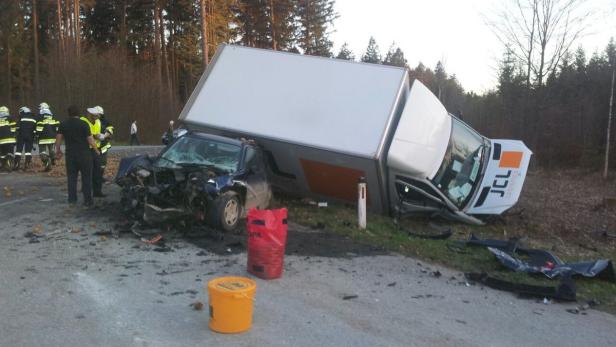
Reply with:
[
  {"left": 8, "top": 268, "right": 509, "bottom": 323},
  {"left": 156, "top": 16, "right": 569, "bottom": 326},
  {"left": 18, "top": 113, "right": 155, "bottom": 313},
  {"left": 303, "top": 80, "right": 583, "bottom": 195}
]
[
  {"left": 55, "top": 105, "right": 98, "bottom": 206},
  {"left": 97, "top": 106, "right": 114, "bottom": 178},
  {"left": 36, "top": 102, "right": 60, "bottom": 171},
  {"left": 0, "top": 106, "right": 17, "bottom": 171},
  {"left": 130, "top": 120, "right": 139, "bottom": 146},
  {"left": 81, "top": 107, "right": 105, "bottom": 197},
  {"left": 14, "top": 106, "right": 39, "bottom": 171}
]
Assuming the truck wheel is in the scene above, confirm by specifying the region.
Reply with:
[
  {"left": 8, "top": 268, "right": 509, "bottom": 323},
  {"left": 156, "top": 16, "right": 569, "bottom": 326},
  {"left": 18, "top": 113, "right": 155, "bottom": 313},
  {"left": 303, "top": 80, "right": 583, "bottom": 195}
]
[{"left": 211, "top": 193, "right": 241, "bottom": 232}]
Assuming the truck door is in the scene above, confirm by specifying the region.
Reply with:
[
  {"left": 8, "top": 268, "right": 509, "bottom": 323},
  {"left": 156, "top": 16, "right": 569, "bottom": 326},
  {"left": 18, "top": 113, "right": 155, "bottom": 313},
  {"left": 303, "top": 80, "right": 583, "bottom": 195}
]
[{"left": 243, "top": 147, "right": 271, "bottom": 210}]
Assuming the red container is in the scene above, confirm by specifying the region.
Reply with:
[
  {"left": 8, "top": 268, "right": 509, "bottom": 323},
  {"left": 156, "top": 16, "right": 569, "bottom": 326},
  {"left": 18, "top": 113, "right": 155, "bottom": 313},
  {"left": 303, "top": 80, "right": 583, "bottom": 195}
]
[{"left": 246, "top": 208, "right": 288, "bottom": 280}]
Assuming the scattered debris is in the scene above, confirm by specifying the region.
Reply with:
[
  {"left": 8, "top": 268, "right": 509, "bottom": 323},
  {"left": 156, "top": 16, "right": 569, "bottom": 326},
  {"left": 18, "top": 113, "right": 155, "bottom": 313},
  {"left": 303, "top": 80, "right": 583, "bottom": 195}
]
[
  {"left": 465, "top": 272, "right": 576, "bottom": 301},
  {"left": 406, "top": 223, "right": 453, "bottom": 240},
  {"left": 93, "top": 230, "right": 113, "bottom": 236},
  {"left": 141, "top": 234, "right": 163, "bottom": 245},
  {"left": 387, "top": 282, "right": 397, "bottom": 287},
  {"left": 190, "top": 301, "right": 204, "bottom": 311},
  {"left": 153, "top": 246, "right": 173, "bottom": 253},
  {"left": 342, "top": 295, "right": 358, "bottom": 300},
  {"left": 317, "top": 202, "right": 328, "bottom": 208},
  {"left": 432, "top": 271, "right": 442, "bottom": 278}
]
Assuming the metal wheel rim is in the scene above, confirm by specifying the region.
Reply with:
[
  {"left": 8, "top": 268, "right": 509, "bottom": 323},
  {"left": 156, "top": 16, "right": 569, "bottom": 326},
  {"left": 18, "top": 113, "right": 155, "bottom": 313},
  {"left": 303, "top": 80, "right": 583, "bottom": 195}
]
[{"left": 223, "top": 199, "right": 239, "bottom": 226}]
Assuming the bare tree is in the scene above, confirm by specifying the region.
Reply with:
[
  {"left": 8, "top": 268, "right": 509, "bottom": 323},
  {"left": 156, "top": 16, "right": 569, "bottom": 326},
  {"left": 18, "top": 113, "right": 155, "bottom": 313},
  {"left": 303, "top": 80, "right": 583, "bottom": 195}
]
[{"left": 486, "top": 0, "right": 592, "bottom": 87}]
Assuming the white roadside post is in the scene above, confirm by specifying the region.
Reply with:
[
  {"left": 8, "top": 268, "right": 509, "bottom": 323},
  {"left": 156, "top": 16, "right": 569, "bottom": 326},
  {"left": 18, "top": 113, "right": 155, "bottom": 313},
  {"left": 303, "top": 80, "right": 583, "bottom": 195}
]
[{"left": 358, "top": 177, "right": 367, "bottom": 229}]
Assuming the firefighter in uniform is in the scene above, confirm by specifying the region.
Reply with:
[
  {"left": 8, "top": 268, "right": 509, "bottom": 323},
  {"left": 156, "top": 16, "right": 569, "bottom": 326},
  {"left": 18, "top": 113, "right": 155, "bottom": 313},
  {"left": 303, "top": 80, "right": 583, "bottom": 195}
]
[
  {"left": 14, "top": 106, "right": 39, "bottom": 170},
  {"left": 36, "top": 102, "right": 60, "bottom": 171},
  {"left": 97, "top": 106, "right": 113, "bottom": 178},
  {"left": 81, "top": 106, "right": 105, "bottom": 197},
  {"left": 0, "top": 106, "right": 17, "bottom": 171}
]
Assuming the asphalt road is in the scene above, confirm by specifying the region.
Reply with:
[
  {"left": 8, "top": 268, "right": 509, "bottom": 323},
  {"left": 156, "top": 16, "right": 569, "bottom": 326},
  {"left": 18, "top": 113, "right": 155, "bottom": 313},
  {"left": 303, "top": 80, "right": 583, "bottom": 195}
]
[{"left": 0, "top": 173, "right": 615, "bottom": 347}]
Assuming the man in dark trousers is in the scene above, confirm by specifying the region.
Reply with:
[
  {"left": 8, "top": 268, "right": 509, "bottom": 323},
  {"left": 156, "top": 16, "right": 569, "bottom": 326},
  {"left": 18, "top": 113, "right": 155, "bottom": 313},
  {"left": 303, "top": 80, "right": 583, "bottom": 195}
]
[
  {"left": 55, "top": 105, "right": 99, "bottom": 206},
  {"left": 14, "top": 106, "right": 39, "bottom": 170}
]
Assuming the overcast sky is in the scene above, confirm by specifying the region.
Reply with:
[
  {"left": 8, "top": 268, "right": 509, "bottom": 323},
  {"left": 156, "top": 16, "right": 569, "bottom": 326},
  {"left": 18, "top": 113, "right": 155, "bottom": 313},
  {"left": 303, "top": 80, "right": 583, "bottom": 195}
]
[{"left": 330, "top": 0, "right": 616, "bottom": 94}]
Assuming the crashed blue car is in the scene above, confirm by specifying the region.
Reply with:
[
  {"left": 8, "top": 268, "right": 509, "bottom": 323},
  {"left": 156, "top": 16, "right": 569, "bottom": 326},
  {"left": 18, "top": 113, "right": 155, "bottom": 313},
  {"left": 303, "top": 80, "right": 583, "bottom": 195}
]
[{"left": 115, "top": 132, "right": 272, "bottom": 231}]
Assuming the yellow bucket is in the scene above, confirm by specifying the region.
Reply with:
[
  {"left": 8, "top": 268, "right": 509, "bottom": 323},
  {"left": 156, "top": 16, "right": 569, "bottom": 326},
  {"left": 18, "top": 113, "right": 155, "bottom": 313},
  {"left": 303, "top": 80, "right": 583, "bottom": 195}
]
[{"left": 207, "top": 277, "right": 257, "bottom": 333}]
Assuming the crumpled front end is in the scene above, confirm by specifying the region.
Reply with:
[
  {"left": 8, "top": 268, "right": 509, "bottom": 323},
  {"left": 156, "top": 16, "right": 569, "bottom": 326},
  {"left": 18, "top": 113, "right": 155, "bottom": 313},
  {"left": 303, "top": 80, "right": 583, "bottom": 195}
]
[{"left": 116, "top": 155, "right": 237, "bottom": 225}]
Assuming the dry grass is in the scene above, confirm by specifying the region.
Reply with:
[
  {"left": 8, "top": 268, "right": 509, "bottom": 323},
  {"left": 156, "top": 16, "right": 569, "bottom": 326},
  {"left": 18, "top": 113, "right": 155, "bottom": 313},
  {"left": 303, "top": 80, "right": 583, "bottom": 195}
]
[{"left": 21, "top": 154, "right": 121, "bottom": 181}]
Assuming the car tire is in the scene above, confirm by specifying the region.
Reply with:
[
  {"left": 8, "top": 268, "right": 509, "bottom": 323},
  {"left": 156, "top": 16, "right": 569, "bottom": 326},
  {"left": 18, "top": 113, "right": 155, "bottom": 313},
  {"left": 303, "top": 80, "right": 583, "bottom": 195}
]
[{"left": 211, "top": 192, "right": 241, "bottom": 232}]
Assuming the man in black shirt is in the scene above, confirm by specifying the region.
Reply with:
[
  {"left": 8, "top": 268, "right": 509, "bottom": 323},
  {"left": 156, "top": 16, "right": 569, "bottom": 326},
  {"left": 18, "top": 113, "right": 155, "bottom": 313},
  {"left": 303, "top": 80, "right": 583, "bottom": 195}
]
[{"left": 55, "top": 105, "right": 99, "bottom": 206}]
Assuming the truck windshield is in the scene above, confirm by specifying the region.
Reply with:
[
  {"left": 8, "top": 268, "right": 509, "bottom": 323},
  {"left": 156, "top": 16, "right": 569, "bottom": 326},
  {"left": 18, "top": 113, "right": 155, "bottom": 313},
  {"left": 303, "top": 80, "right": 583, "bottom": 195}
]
[
  {"left": 431, "top": 118, "right": 485, "bottom": 208},
  {"left": 156, "top": 136, "right": 241, "bottom": 173}
]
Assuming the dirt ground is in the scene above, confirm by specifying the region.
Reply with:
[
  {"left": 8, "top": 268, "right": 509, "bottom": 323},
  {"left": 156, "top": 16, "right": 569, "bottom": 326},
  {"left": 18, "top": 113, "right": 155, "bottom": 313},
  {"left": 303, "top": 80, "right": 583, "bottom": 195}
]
[{"left": 488, "top": 169, "right": 616, "bottom": 256}]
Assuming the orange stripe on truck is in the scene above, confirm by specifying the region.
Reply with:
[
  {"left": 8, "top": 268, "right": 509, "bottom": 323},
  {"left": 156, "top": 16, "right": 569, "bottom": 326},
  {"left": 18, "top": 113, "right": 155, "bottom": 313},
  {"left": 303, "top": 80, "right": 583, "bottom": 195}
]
[
  {"left": 499, "top": 151, "right": 523, "bottom": 168},
  {"left": 300, "top": 159, "right": 366, "bottom": 203}
]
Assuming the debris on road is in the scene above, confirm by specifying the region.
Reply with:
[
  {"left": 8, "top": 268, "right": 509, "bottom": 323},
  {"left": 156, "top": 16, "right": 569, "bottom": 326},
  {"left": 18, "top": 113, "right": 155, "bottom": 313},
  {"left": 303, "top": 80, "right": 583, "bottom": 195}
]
[
  {"left": 487, "top": 247, "right": 615, "bottom": 282},
  {"left": 342, "top": 295, "right": 358, "bottom": 300},
  {"left": 465, "top": 272, "right": 576, "bottom": 301},
  {"left": 141, "top": 234, "right": 163, "bottom": 245},
  {"left": 190, "top": 301, "right": 204, "bottom": 311}
]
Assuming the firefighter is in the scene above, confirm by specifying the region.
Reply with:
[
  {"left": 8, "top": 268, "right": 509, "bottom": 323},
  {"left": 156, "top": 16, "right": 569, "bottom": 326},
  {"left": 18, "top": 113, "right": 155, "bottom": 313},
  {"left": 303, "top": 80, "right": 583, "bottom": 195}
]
[
  {"left": 36, "top": 102, "right": 60, "bottom": 171},
  {"left": 0, "top": 106, "right": 17, "bottom": 171},
  {"left": 14, "top": 106, "right": 39, "bottom": 170},
  {"left": 97, "top": 106, "right": 114, "bottom": 177},
  {"left": 81, "top": 106, "right": 105, "bottom": 197}
]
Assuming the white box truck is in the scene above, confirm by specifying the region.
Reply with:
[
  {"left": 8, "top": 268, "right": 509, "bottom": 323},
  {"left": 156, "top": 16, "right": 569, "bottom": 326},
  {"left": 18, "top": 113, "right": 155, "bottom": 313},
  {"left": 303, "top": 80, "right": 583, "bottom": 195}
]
[{"left": 178, "top": 44, "right": 532, "bottom": 224}]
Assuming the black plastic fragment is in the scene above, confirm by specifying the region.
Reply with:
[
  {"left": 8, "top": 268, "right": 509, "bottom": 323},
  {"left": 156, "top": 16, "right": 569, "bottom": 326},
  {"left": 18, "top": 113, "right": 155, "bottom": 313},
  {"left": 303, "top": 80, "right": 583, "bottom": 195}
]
[{"left": 465, "top": 272, "right": 576, "bottom": 301}]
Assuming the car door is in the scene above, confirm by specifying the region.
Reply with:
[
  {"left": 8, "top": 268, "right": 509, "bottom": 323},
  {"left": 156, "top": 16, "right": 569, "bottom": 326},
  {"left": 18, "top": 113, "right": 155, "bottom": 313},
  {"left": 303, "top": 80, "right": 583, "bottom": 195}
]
[{"left": 243, "top": 147, "right": 271, "bottom": 210}]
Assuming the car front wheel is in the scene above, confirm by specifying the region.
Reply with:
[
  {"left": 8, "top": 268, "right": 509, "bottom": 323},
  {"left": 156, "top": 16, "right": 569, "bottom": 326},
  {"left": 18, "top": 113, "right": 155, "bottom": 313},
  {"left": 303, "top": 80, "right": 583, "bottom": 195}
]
[{"left": 211, "top": 192, "right": 241, "bottom": 232}]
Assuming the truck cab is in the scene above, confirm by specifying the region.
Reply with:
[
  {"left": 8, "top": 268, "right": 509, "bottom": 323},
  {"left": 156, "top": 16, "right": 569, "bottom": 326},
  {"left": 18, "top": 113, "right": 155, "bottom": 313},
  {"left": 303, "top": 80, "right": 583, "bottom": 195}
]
[{"left": 387, "top": 82, "right": 532, "bottom": 224}]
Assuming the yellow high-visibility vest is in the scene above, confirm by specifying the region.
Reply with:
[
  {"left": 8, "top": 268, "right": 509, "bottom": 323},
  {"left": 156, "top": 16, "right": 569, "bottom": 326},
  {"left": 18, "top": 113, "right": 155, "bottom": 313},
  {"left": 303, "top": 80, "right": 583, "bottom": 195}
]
[{"left": 80, "top": 116, "right": 101, "bottom": 148}]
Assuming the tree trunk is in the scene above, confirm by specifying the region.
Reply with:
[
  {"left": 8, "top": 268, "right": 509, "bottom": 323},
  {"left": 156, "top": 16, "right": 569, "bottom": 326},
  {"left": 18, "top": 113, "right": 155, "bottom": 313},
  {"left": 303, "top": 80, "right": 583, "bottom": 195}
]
[
  {"left": 74, "top": 0, "right": 80, "bottom": 59},
  {"left": 6, "top": 45, "right": 11, "bottom": 103},
  {"left": 159, "top": 4, "right": 172, "bottom": 105},
  {"left": 56, "top": 0, "right": 65, "bottom": 58},
  {"left": 270, "top": 0, "right": 277, "bottom": 50},
  {"left": 66, "top": 0, "right": 72, "bottom": 42},
  {"left": 33, "top": 0, "right": 40, "bottom": 100},
  {"left": 200, "top": 0, "right": 208, "bottom": 65},
  {"left": 604, "top": 66, "right": 616, "bottom": 179},
  {"left": 119, "top": 0, "right": 128, "bottom": 50},
  {"left": 154, "top": 1, "right": 162, "bottom": 87}
]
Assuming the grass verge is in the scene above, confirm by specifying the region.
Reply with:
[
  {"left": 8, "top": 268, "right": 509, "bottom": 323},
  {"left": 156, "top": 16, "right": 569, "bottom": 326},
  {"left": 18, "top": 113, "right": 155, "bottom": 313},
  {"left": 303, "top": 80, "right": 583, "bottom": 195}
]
[{"left": 278, "top": 198, "right": 616, "bottom": 314}]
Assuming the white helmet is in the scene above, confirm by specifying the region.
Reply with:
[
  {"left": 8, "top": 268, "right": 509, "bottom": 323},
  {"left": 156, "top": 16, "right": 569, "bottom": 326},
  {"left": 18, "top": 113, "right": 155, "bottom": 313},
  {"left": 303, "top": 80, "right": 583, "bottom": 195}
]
[
  {"left": 39, "top": 102, "right": 50, "bottom": 110},
  {"left": 95, "top": 105, "right": 104, "bottom": 115},
  {"left": 19, "top": 106, "right": 31, "bottom": 115},
  {"left": 0, "top": 106, "right": 8, "bottom": 115}
]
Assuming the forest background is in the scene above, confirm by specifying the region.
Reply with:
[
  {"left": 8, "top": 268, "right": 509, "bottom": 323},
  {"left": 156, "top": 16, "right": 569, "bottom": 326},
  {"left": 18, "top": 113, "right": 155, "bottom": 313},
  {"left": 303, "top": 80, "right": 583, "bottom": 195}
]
[{"left": 1, "top": 0, "right": 614, "bottom": 170}]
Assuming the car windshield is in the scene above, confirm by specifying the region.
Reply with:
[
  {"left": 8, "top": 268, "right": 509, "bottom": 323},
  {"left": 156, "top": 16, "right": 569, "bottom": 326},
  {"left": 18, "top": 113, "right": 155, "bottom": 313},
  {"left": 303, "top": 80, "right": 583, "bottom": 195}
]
[
  {"left": 156, "top": 136, "right": 241, "bottom": 173},
  {"left": 431, "top": 118, "right": 485, "bottom": 208}
]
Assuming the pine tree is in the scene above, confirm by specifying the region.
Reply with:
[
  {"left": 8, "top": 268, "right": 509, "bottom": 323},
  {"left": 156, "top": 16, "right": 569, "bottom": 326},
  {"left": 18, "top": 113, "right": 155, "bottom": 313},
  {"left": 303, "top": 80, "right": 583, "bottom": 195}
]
[
  {"left": 383, "top": 43, "right": 407, "bottom": 67},
  {"left": 297, "top": 0, "right": 337, "bottom": 57},
  {"left": 361, "top": 37, "right": 381, "bottom": 64},
  {"left": 335, "top": 42, "right": 354, "bottom": 60}
]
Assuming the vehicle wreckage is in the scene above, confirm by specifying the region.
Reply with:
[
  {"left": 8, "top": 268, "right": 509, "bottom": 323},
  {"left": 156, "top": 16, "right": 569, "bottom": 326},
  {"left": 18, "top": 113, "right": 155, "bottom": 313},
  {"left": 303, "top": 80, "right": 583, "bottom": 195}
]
[{"left": 115, "top": 132, "right": 272, "bottom": 231}]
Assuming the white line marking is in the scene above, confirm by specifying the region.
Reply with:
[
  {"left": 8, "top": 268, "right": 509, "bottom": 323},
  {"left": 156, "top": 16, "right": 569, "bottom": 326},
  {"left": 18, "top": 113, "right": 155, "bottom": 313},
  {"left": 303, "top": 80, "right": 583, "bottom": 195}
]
[{"left": 0, "top": 197, "right": 28, "bottom": 207}]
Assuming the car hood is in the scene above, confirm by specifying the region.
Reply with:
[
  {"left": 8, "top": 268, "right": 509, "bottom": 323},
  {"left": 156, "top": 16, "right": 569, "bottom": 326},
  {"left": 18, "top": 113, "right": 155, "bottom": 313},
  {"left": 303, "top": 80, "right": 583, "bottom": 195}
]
[{"left": 466, "top": 139, "right": 532, "bottom": 214}]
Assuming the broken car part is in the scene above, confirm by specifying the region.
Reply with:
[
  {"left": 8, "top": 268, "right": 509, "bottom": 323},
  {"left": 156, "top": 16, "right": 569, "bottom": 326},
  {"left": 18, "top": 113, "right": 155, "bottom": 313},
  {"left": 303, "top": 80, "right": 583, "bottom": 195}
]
[{"left": 465, "top": 272, "right": 576, "bottom": 301}]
